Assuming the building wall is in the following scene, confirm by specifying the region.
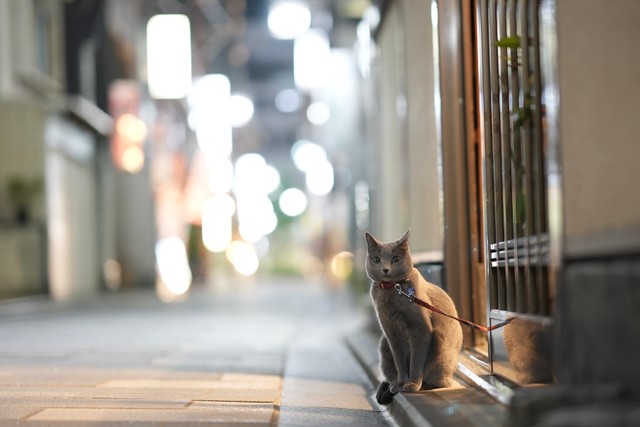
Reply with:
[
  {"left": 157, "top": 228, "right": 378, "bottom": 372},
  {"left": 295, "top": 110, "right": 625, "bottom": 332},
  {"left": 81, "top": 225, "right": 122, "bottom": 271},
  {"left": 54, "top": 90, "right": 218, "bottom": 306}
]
[
  {"left": 554, "top": 0, "right": 640, "bottom": 400},
  {"left": 45, "top": 115, "right": 100, "bottom": 300},
  {"left": 404, "top": 0, "right": 443, "bottom": 256},
  {"left": 557, "top": 0, "right": 640, "bottom": 257},
  {"left": 374, "top": 2, "right": 407, "bottom": 242},
  {"left": 370, "top": 0, "right": 444, "bottom": 257},
  {"left": 0, "top": 100, "right": 47, "bottom": 222},
  {"left": 0, "top": 100, "right": 48, "bottom": 298}
]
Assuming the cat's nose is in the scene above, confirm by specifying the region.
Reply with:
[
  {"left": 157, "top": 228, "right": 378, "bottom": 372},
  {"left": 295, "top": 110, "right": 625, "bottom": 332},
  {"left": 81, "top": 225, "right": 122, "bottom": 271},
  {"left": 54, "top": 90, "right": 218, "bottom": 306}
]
[{"left": 383, "top": 268, "right": 389, "bottom": 274}]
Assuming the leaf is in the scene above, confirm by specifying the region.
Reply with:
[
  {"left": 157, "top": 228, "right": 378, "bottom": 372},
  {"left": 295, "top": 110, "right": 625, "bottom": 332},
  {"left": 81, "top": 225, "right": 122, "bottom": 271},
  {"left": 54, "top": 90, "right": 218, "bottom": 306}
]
[
  {"left": 495, "top": 35, "right": 521, "bottom": 49},
  {"left": 513, "top": 106, "right": 532, "bottom": 128}
]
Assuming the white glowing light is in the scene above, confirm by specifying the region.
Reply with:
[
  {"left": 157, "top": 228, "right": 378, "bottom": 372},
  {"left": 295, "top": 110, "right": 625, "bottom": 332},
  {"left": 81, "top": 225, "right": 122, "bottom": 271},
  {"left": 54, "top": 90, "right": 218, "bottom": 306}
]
[
  {"left": 189, "top": 75, "right": 232, "bottom": 158},
  {"left": 294, "top": 29, "right": 331, "bottom": 91},
  {"left": 291, "top": 140, "right": 327, "bottom": 173},
  {"left": 306, "top": 160, "right": 334, "bottom": 196},
  {"left": 279, "top": 188, "right": 307, "bottom": 217},
  {"left": 234, "top": 154, "right": 281, "bottom": 196},
  {"left": 230, "top": 94, "right": 255, "bottom": 127},
  {"left": 234, "top": 153, "right": 281, "bottom": 242},
  {"left": 234, "top": 153, "right": 267, "bottom": 195},
  {"left": 202, "top": 194, "right": 236, "bottom": 252},
  {"left": 268, "top": 1, "right": 311, "bottom": 40},
  {"left": 237, "top": 197, "right": 278, "bottom": 243},
  {"left": 263, "top": 165, "right": 281, "bottom": 194},
  {"left": 155, "top": 237, "right": 192, "bottom": 296},
  {"left": 306, "top": 101, "right": 331, "bottom": 125},
  {"left": 274, "top": 88, "right": 302, "bottom": 113},
  {"left": 147, "top": 15, "right": 192, "bottom": 99},
  {"left": 208, "top": 157, "right": 234, "bottom": 195},
  {"left": 226, "top": 241, "right": 260, "bottom": 276}
]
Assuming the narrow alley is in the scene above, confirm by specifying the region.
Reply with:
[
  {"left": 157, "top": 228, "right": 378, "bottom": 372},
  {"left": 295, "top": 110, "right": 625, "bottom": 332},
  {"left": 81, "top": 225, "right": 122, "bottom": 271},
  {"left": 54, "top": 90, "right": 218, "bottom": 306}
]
[{"left": 2, "top": 1, "right": 640, "bottom": 426}]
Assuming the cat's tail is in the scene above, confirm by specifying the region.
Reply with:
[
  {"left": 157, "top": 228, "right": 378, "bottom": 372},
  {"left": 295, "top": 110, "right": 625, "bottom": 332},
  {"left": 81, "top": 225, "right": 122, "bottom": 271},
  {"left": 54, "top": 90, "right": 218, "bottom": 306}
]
[{"left": 375, "top": 381, "right": 396, "bottom": 405}]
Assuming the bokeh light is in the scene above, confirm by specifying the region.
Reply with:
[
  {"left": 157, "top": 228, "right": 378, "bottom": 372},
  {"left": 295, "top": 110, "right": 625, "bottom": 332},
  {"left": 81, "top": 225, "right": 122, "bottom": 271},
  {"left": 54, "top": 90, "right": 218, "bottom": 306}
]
[
  {"left": 147, "top": 14, "right": 192, "bottom": 99},
  {"left": 234, "top": 153, "right": 280, "bottom": 243},
  {"left": 189, "top": 74, "right": 232, "bottom": 158},
  {"left": 202, "top": 194, "right": 236, "bottom": 252},
  {"left": 306, "top": 101, "right": 331, "bottom": 125},
  {"left": 268, "top": 1, "right": 311, "bottom": 40},
  {"left": 291, "top": 140, "right": 327, "bottom": 173},
  {"left": 274, "top": 88, "right": 302, "bottom": 113},
  {"left": 208, "top": 157, "right": 234, "bottom": 195},
  {"left": 279, "top": 188, "right": 307, "bottom": 217},
  {"left": 230, "top": 93, "right": 255, "bottom": 127},
  {"left": 226, "top": 241, "right": 260, "bottom": 276},
  {"left": 331, "top": 251, "right": 354, "bottom": 280},
  {"left": 294, "top": 29, "right": 330, "bottom": 91},
  {"left": 121, "top": 146, "right": 144, "bottom": 173},
  {"left": 305, "top": 159, "right": 334, "bottom": 196},
  {"left": 155, "top": 237, "right": 192, "bottom": 297}
]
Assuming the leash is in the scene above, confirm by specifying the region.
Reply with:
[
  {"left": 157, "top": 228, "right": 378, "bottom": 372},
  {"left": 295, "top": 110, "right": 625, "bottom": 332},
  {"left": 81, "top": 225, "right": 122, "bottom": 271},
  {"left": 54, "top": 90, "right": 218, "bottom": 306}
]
[{"left": 378, "top": 280, "right": 513, "bottom": 333}]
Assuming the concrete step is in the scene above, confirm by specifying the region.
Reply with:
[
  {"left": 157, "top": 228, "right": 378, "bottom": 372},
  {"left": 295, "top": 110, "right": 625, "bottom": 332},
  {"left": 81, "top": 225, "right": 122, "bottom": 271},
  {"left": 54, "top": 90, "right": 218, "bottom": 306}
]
[{"left": 346, "top": 329, "right": 510, "bottom": 427}]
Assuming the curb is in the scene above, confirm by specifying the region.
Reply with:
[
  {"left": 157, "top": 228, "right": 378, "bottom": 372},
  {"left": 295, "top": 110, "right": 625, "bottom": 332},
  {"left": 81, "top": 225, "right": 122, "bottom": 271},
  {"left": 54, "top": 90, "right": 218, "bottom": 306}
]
[
  {"left": 346, "top": 330, "right": 434, "bottom": 427},
  {"left": 346, "top": 329, "right": 511, "bottom": 427}
]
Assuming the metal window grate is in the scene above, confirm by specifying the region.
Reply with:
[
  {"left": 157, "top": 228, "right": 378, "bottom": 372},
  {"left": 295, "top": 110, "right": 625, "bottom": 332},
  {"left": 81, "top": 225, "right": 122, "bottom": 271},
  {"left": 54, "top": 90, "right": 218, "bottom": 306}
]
[{"left": 477, "top": 0, "right": 551, "bottom": 315}]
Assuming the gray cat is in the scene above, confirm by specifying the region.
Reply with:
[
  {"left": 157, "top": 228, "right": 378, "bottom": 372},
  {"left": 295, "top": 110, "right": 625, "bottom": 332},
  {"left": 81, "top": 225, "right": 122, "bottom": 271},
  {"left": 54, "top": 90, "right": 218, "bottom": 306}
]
[{"left": 365, "top": 230, "right": 463, "bottom": 405}]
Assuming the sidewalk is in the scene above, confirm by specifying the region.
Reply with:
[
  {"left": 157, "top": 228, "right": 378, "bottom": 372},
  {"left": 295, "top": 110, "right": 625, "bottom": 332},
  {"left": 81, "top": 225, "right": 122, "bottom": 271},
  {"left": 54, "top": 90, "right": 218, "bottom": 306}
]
[
  {"left": 0, "top": 278, "right": 391, "bottom": 426},
  {"left": 0, "top": 277, "right": 511, "bottom": 427}
]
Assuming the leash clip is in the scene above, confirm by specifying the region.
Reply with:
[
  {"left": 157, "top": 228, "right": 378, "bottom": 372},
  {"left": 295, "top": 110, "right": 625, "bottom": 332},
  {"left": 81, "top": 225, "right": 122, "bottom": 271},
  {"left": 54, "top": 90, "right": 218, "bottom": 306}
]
[{"left": 394, "top": 283, "right": 415, "bottom": 302}]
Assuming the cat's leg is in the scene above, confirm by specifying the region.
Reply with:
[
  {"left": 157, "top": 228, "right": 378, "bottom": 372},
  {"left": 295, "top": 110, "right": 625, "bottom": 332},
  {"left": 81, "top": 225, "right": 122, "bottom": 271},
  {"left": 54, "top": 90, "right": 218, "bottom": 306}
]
[
  {"left": 402, "top": 329, "right": 431, "bottom": 392},
  {"left": 423, "top": 331, "right": 458, "bottom": 389},
  {"left": 387, "top": 336, "right": 411, "bottom": 393},
  {"left": 376, "top": 336, "right": 397, "bottom": 405}
]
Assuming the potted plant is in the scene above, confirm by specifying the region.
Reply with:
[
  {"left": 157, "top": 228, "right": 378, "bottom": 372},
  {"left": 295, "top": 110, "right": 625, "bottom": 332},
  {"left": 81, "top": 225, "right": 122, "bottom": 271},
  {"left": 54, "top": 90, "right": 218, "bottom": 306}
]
[{"left": 6, "top": 175, "right": 43, "bottom": 225}]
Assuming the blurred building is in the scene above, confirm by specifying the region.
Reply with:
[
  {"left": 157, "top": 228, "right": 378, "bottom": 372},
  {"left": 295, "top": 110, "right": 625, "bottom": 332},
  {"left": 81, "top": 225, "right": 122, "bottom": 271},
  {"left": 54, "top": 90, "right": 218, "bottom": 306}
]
[{"left": 0, "top": 0, "right": 364, "bottom": 301}]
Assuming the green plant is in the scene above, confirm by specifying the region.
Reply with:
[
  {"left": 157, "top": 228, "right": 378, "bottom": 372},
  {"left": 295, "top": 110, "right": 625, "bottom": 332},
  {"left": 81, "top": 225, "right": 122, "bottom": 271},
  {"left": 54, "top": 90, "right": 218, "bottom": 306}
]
[{"left": 6, "top": 175, "right": 43, "bottom": 223}]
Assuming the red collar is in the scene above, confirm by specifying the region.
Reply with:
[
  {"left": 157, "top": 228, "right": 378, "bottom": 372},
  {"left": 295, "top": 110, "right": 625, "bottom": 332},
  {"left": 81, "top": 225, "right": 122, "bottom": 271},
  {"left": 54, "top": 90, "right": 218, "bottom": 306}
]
[{"left": 377, "top": 277, "right": 410, "bottom": 289}]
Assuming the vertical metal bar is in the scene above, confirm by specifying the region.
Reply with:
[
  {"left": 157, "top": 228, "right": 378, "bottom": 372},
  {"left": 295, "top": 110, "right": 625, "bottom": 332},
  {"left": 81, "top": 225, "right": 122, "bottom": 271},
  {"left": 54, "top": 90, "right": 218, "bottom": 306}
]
[
  {"left": 507, "top": 0, "right": 524, "bottom": 312},
  {"left": 530, "top": 0, "right": 549, "bottom": 315},
  {"left": 498, "top": 0, "right": 515, "bottom": 311},
  {"left": 488, "top": 0, "right": 506, "bottom": 310},
  {"left": 479, "top": 0, "right": 498, "bottom": 310},
  {"left": 520, "top": 0, "right": 537, "bottom": 313}
]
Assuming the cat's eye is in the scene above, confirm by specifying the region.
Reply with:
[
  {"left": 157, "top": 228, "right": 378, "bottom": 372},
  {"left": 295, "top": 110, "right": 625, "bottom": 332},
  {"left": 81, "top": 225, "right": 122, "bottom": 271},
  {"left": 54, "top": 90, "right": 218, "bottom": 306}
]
[
  {"left": 371, "top": 256, "right": 381, "bottom": 264},
  {"left": 391, "top": 255, "right": 401, "bottom": 263}
]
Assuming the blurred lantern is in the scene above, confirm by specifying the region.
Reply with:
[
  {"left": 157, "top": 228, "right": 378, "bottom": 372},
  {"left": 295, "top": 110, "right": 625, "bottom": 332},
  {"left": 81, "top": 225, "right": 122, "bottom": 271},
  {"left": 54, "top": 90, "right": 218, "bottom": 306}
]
[
  {"left": 146, "top": 14, "right": 192, "bottom": 100},
  {"left": 109, "top": 80, "right": 146, "bottom": 173}
]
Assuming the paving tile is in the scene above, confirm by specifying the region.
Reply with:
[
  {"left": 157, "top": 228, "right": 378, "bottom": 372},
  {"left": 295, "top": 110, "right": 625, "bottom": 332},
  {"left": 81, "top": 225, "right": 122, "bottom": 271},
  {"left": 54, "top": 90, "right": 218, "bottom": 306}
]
[
  {"left": 27, "top": 406, "right": 274, "bottom": 423},
  {"left": 280, "top": 385, "right": 374, "bottom": 412},
  {"left": 187, "top": 402, "right": 275, "bottom": 423},
  {"left": 0, "top": 405, "right": 41, "bottom": 420},
  {"left": 100, "top": 374, "right": 281, "bottom": 391},
  {"left": 0, "top": 385, "right": 278, "bottom": 403}
]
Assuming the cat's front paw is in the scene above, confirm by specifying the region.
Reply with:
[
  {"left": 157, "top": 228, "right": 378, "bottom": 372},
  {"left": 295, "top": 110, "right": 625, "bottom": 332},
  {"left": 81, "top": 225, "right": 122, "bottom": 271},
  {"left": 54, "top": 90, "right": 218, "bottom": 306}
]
[
  {"left": 402, "top": 381, "right": 421, "bottom": 392},
  {"left": 375, "top": 381, "right": 396, "bottom": 405}
]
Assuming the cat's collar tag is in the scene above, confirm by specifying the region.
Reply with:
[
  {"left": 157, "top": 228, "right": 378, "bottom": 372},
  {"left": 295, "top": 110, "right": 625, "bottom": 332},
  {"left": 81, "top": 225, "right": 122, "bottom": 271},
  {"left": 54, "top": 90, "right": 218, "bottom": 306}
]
[{"left": 394, "top": 283, "right": 415, "bottom": 302}]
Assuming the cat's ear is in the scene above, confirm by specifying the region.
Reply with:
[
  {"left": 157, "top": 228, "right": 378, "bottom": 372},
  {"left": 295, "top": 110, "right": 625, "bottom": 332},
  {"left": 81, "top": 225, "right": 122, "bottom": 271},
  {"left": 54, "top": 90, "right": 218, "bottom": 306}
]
[
  {"left": 365, "top": 232, "right": 379, "bottom": 250},
  {"left": 397, "top": 229, "right": 410, "bottom": 247}
]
